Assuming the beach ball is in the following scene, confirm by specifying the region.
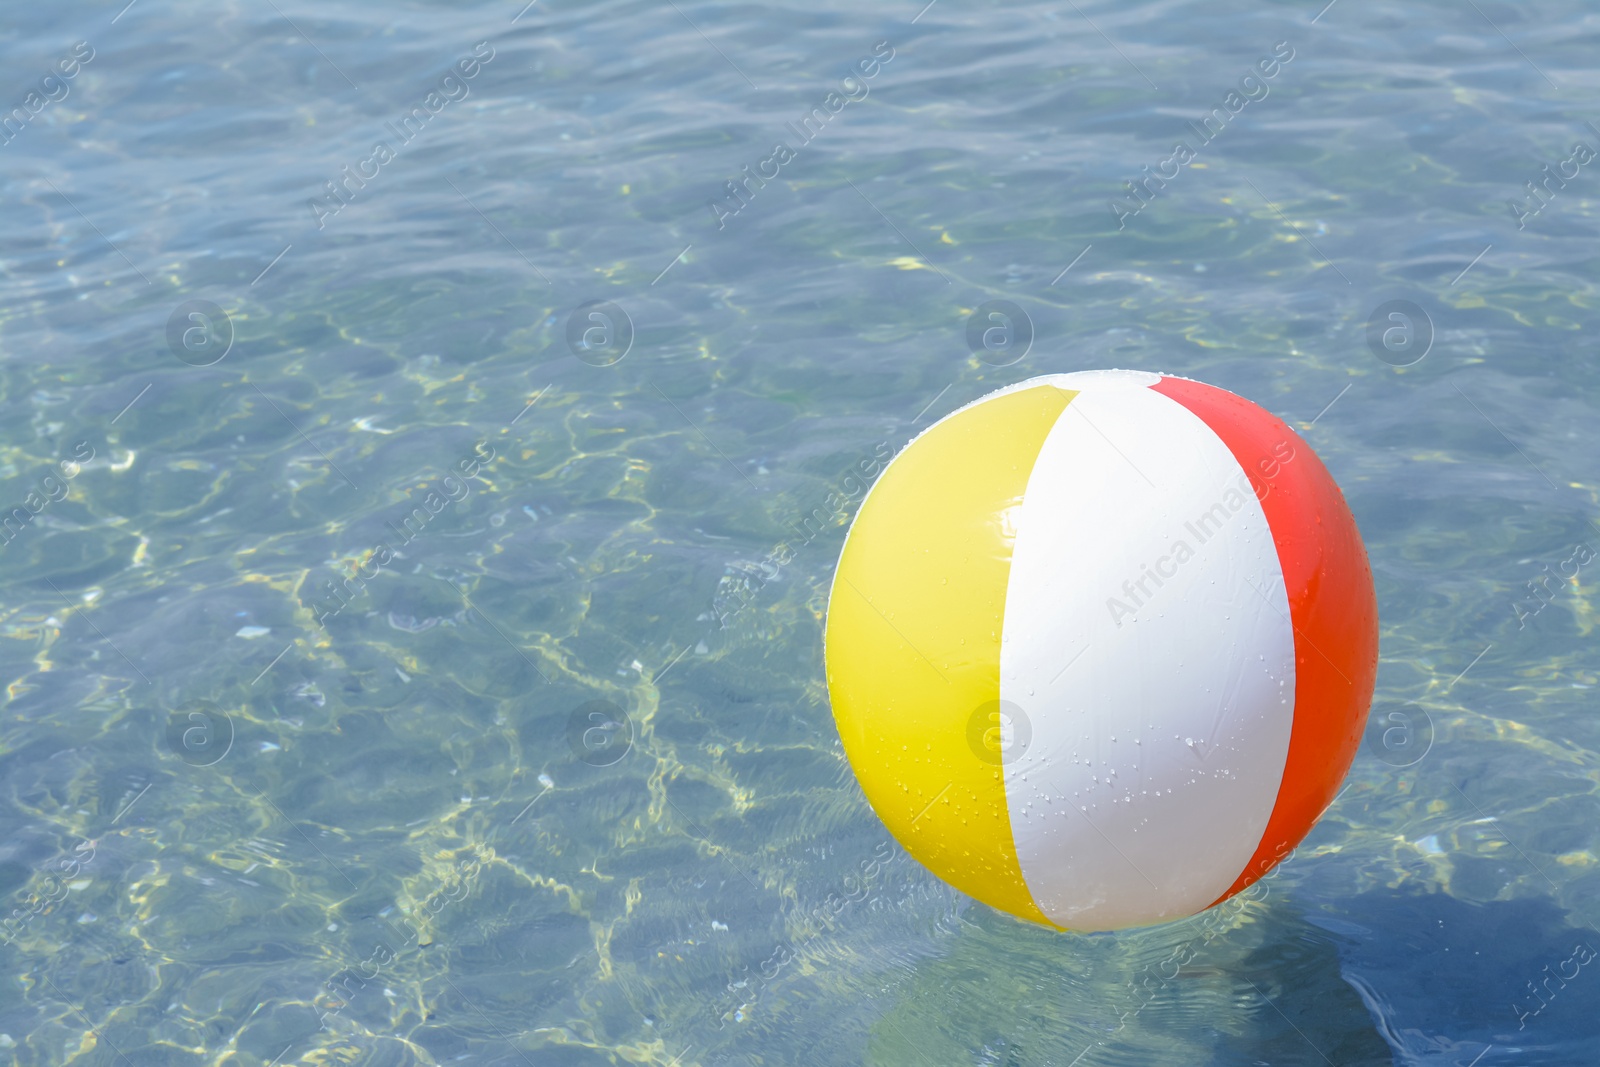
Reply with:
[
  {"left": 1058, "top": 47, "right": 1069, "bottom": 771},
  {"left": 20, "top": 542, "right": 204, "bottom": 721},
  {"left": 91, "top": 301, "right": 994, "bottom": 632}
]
[{"left": 824, "top": 370, "right": 1378, "bottom": 931}]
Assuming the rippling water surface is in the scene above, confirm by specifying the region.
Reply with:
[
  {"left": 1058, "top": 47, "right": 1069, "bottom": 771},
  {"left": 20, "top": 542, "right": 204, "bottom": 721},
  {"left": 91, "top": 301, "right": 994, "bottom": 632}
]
[{"left": 3, "top": 1, "right": 1600, "bottom": 1064}]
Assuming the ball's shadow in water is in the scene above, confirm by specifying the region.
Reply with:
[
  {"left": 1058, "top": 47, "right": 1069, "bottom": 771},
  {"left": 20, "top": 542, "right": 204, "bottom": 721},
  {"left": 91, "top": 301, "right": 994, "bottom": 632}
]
[{"left": 1308, "top": 887, "right": 1600, "bottom": 1066}]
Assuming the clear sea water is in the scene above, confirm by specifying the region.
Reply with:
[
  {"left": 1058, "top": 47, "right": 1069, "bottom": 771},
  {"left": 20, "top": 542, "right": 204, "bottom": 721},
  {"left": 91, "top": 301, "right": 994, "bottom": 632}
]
[{"left": 2, "top": 1, "right": 1598, "bottom": 1064}]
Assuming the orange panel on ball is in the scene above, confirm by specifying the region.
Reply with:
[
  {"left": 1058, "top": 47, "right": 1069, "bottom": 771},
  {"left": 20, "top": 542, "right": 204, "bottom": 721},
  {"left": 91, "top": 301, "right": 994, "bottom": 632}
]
[{"left": 1153, "top": 375, "right": 1379, "bottom": 902}]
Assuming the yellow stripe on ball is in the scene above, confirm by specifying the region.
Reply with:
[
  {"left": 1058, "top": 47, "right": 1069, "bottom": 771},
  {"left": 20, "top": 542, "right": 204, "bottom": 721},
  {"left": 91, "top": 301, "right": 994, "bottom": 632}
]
[{"left": 825, "top": 382, "right": 1075, "bottom": 927}]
